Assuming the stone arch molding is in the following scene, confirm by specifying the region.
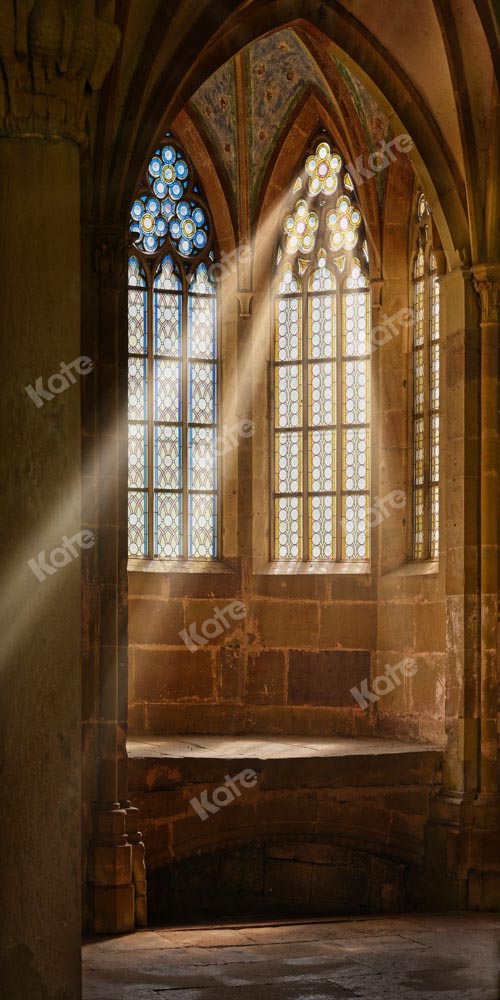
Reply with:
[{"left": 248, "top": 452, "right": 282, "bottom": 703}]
[
  {"left": 104, "top": 3, "right": 488, "bottom": 266},
  {"left": 145, "top": 818, "right": 425, "bottom": 873}
]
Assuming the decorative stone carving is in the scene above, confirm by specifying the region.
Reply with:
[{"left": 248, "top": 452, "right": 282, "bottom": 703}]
[
  {"left": 237, "top": 291, "right": 254, "bottom": 318},
  {"left": 93, "top": 225, "right": 129, "bottom": 289},
  {"left": 125, "top": 804, "right": 148, "bottom": 928},
  {"left": 472, "top": 266, "right": 500, "bottom": 324},
  {"left": 0, "top": 0, "right": 120, "bottom": 146}
]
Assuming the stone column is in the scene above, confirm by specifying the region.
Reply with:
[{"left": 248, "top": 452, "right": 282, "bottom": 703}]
[
  {"left": 472, "top": 266, "right": 500, "bottom": 798},
  {"left": 425, "top": 264, "right": 500, "bottom": 908},
  {"left": 87, "top": 229, "right": 139, "bottom": 933},
  {"left": 425, "top": 266, "right": 481, "bottom": 906},
  {"left": 0, "top": 5, "right": 119, "bottom": 997},
  {"left": 469, "top": 265, "right": 500, "bottom": 906}
]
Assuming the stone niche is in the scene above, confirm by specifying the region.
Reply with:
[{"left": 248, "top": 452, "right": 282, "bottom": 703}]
[{"left": 148, "top": 842, "right": 407, "bottom": 921}]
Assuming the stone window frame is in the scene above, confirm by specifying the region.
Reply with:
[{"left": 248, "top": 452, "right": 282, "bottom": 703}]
[
  {"left": 127, "top": 129, "right": 229, "bottom": 575},
  {"left": 407, "top": 191, "right": 446, "bottom": 565},
  {"left": 267, "top": 133, "right": 372, "bottom": 572}
]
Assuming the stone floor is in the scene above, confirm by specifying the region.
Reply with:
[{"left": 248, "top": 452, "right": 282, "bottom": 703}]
[{"left": 83, "top": 912, "right": 500, "bottom": 999}]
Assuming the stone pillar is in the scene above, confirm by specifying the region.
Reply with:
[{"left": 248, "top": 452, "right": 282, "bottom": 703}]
[
  {"left": 425, "top": 264, "right": 500, "bottom": 908},
  {"left": 87, "top": 229, "right": 139, "bottom": 933},
  {"left": 469, "top": 265, "right": 500, "bottom": 906},
  {"left": 472, "top": 266, "right": 500, "bottom": 799},
  {"left": 0, "top": 5, "right": 119, "bottom": 996},
  {"left": 424, "top": 266, "right": 480, "bottom": 906},
  {"left": 442, "top": 267, "right": 481, "bottom": 798}
]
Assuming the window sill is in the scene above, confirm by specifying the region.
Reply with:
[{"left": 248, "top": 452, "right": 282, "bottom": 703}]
[
  {"left": 255, "top": 560, "right": 371, "bottom": 577},
  {"left": 127, "top": 557, "right": 234, "bottom": 575},
  {"left": 382, "top": 559, "right": 439, "bottom": 578}
]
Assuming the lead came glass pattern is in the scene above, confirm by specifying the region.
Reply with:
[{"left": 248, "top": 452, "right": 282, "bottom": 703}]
[
  {"left": 274, "top": 138, "right": 370, "bottom": 562},
  {"left": 188, "top": 266, "right": 217, "bottom": 556},
  {"left": 129, "top": 491, "right": 148, "bottom": 557},
  {"left": 128, "top": 256, "right": 149, "bottom": 556},
  {"left": 412, "top": 199, "right": 441, "bottom": 560},
  {"left": 156, "top": 493, "right": 182, "bottom": 558},
  {"left": 128, "top": 133, "right": 219, "bottom": 560},
  {"left": 190, "top": 493, "right": 217, "bottom": 559},
  {"left": 413, "top": 248, "right": 426, "bottom": 558},
  {"left": 128, "top": 257, "right": 147, "bottom": 354},
  {"left": 131, "top": 142, "right": 208, "bottom": 256},
  {"left": 430, "top": 257, "right": 440, "bottom": 559}
]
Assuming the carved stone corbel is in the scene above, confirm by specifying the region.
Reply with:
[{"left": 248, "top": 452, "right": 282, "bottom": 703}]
[
  {"left": 237, "top": 291, "right": 254, "bottom": 319},
  {"left": 93, "top": 225, "right": 129, "bottom": 290}
]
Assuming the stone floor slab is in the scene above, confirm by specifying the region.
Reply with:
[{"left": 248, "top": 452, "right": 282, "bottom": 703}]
[{"left": 83, "top": 913, "right": 500, "bottom": 1000}]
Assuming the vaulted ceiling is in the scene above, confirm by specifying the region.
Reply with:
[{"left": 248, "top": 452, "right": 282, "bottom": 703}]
[
  {"left": 92, "top": 0, "right": 500, "bottom": 264},
  {"left": 187, "top": 28, "right": 391, "bottom": 216}
]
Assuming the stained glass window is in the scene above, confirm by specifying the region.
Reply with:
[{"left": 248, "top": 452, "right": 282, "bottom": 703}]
[
  {"left": 412, "top": 195, "right": 441, "bottom": 560},
  {"left": 273, "top": 138, "right": 370, "bottom": 562},
  {"left": 128, "top": 135, "right": 218, "bottom": 560}
]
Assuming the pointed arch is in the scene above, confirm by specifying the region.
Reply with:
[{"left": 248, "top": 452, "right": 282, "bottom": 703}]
[
  {"left": 272, "top": 135, "right": 371, "bottom": 563},
  {"left": 171, "top": 106, "right": 237, "bottom": 259},
  {"left": 102, "top": 5, "right": 474, "bottom": 264},
  {"left": 127, "top": 132, "right": 220, "bottom": 562},
  {"left": 410, "top": 193, "right": 443, "bottom": 562},
  {"left": 255, "top": 91, "right": 381, "bottom": 289}
]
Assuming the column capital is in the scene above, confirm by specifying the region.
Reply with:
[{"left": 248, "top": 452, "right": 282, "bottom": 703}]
[
  {"left": 472, "top": 264, "right": 500, "bottom": 323},
  {"left": 93, "top": 225, "right": 129, "bottom": 288},
  {"left": 237, "top": 291, "right": 254, "bottom": 319},
  {"left": 368, "top": 277, "right": 384, "bottom": 308},
  {"left": 0, "top": 1, "right": 120, "bottom": 148}
]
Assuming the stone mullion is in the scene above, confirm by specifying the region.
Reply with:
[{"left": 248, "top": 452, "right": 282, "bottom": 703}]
[
  {"left": 237, "top": 292, "right": 254, "bottom": 565},
  {"left": 234, "top": 50, "right": 254, "bottom": 574},
  {"left": 369, "top": 278, "right": 383, "bottom": 572}
]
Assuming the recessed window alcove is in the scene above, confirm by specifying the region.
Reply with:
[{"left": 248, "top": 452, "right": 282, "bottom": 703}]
[{"left": 124, "top": 25, "right": 450, "bottom": 922}]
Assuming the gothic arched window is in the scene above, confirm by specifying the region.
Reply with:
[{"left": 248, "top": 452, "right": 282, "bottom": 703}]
[
  {"left": 128, "top": 136, "right": 219, "bottom": 560},
  {"left": 412, "top": 193, "right": 440, "bottom": 560},
  {"left": 273, "top": 138, "right": 371, "bottom": 562}
]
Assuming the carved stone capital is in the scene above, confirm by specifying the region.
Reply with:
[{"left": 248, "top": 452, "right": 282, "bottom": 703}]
[
  {"left": 0, "top": 1, "right": 120, "bottom": 147},
  {"left": 237, "top": 291, "right": 254, "bottom": 319},
  {"left": 472, "top": 265, "right": 500, "bottom": 324},
  {"left": 368, "top": 277, "right": 384, "bottom": 309},
  {"left": 93, "top": 225, "right": 129, "bottom": 288}
]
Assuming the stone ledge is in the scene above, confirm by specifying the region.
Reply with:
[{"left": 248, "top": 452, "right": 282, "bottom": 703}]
[
  {"left": 128, "top": 735, "right": 443, "bottom": 875},
  {"left": 128, "top": 736, "right": 443, "bottom": 789},
  {"left": 128, "top": 734, "right": 443, "bottom": 758}
]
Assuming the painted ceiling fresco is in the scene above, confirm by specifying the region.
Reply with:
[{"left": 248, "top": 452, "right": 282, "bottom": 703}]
[
  {"left": 245, "top": 30, "right": 330, "bottom": 208},
  {"left": 333, "top": 57, "right": 392, "bottom": 202},
  {"left": 189, "top": 57, "right": 238, "bottom": 202},
  {"left": 189, "top": 29, "right": 391, "bottom": 216}
]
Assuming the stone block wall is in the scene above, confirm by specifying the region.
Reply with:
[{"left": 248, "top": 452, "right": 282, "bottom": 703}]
[{"left": 128, "top": 561, "right": 446, "bottom": 741}]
